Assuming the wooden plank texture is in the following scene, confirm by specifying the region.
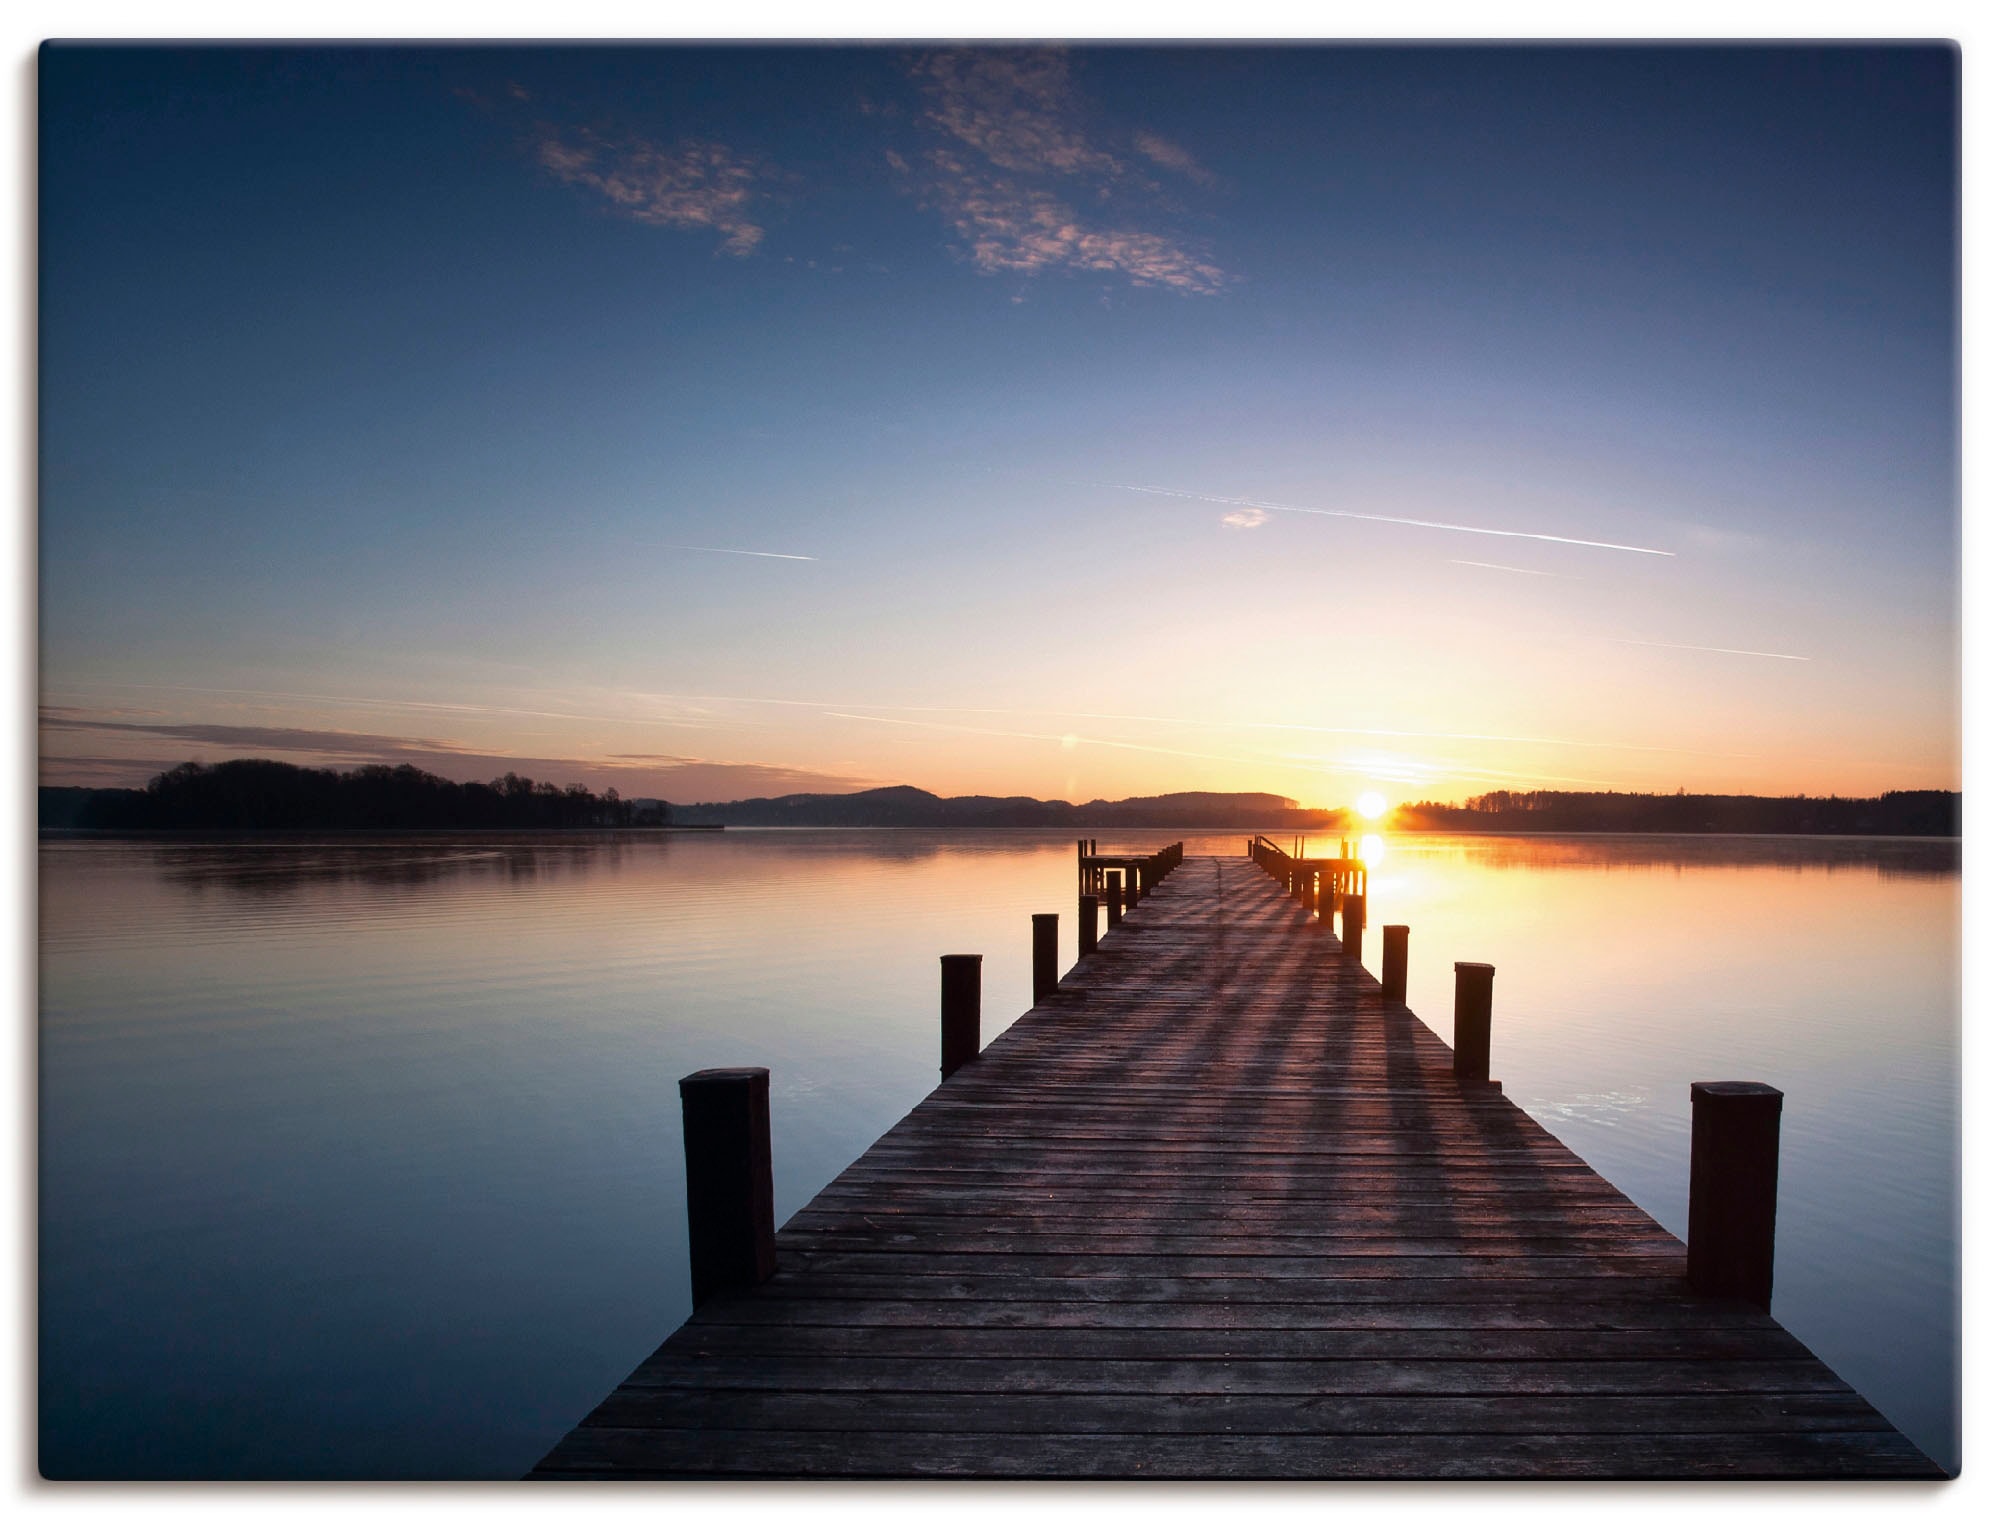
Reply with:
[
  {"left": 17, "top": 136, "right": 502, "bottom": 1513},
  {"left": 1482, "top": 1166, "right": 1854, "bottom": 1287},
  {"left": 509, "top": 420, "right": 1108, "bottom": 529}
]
[{"left": 533, "top": 853, "right": 1940, "bottom": 1480}]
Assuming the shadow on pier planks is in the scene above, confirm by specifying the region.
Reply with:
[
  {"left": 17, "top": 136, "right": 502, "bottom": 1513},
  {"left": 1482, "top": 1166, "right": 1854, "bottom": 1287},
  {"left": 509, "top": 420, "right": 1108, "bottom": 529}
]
[{"left": 532, "top": 853, "right": 1941, "bottom": 1480}]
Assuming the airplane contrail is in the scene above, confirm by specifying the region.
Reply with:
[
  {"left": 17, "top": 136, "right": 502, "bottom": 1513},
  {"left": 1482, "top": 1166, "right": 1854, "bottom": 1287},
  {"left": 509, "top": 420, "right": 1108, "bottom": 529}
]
[
  {"left": 650, "top": 544, "right": 818, "bottom": 561},
  {"left": 1122, "top": 483, "right": 1674, "bottom": 556},
  {"left": 1451, "top": 560, "right": 1578, "bottom": 578},
  {"left": 1614, "top": 639, "right": 1810, "bottom": 662}
]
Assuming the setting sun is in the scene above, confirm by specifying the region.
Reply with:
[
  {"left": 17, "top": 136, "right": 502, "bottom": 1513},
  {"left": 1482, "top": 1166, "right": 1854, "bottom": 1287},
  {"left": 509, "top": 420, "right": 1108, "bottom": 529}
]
[{"left": 1354, "top": 791, "right": 1389, "bottom": 820}]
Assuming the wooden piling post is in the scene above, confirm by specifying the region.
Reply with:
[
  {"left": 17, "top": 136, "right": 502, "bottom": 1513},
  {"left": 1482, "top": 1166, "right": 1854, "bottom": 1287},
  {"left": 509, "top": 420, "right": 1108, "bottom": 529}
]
[
  {"left": 1452, "top": 962, "right": 1495, "bottom": 1081},
  {"left": 1078, "top": 892, "right": 1098, "bottom": 957},
  {"left": 1031, "top": 913, "right": 1058, "bottom": 1002},
  {"left": 1382, "top": 925, "right": 1410, "bottom": 1004},
  {"left": 940, "top": 954, "right": 982, "bottom": 1080},
  {"left": 1124, "top": 868, "right": 1139, "bottom": 911},
  {"left": 679, "top": 1067, "right": 777, "bottom": 1307},
  {"left": 1105, "top": 870, "right": 1123, "bottom": 927},
  {"left": 1687, "top": 1082, "right": 1784, "bottom": 1308},
  {"left": 1341, "top": 895, "right": 1364, "bottom": 958}
]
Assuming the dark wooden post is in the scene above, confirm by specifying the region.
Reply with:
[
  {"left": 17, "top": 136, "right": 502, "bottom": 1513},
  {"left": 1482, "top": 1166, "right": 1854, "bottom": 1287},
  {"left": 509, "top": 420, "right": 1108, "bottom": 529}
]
[
  {"left": 1687, "top": 1082, "right": 1784, "bottom": 1308},
  {"left": 680, "top": 1067, "right": 776, "bottom": 1307},
  {"left": 1031, "top": 913, "right": 1058, "bottom": 1002},
  {"left": 1381, "top": 925, "right": 1410, "bottom": 1004},
  {"left": 1124, "top": 868, "right": 1139, "bottom": 911},
  {"left": 1452, "top": 962, "right": 1495, "bottom": 1081},
  {"left": 940, "top": 954, "right": 982, "bottom": 1080},
  {"left": 1341, "top": 895, "right": 1363, "bottom": 958},
  {"left": 1105, "top": 870, "right": 1123, "bottom": 926},
  {"left": 1078, "top": 892, "right": 1098, "bottom": 957}
]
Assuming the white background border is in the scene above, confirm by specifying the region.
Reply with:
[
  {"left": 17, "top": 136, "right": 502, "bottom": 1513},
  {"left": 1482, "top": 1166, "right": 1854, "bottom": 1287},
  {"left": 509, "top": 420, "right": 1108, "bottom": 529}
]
[{"left": 6, "top": 1, "right": 1984, "bottom": 1509}]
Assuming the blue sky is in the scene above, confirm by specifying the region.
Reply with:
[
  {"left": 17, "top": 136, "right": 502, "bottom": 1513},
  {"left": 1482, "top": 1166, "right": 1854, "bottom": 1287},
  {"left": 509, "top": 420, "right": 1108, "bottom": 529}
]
[{"left": 38, "top": 42, "right": 1958, "bottom": 804}]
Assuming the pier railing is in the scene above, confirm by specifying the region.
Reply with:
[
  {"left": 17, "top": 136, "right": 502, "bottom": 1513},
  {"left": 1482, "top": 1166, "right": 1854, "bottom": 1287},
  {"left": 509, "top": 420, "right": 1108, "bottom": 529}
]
[{"left": 1252, "top": 832, "right": 1368, "bottom": 928}]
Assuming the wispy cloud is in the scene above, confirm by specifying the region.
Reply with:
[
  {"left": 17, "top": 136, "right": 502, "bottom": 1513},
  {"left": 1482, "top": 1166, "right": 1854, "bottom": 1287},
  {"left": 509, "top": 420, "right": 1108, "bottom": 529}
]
[
  {"left": 40, "top": 713, "right": 483, "bottom": 761},
  {"left": 822, "top": 709, "right": 1345, "bottom": 778},
  {"left": 1613, "top": 638, "right": 1811, "bottom": 661},
  {"left": 60, "top": 681, "right": 1755, "bottom": 762},
  {"left": 915, "top": 49, "right": 1122, "bottom": 177},
  {"left": 900, "top": 50, "right": 1228, "bottom": 295},
  {"left": 1122, "top": 484, "right": 1675, "bottom": 556},
  {"left": 1132, "top": 130, "right": 1217, "bottom": 187},
  {"left": 1221, "top": 508, "right": 1270, "bottom": 529},
  {"left": 534, "top": 128, "right": 767, "bottom": 255},
  {"left": 1451, "top": 559, "right": 1579, "bottom": 578},
  {"left": 645, "top": 544, "right": 819, "bottom": 561}
]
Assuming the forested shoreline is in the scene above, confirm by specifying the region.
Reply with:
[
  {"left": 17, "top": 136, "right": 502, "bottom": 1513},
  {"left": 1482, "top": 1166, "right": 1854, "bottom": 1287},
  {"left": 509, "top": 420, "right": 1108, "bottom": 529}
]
[
  {"left": 1394, "top": 788, "right": 1959, "bottom": 836},
  {"left": 39, "top": 760, "right": 664, "bottom": 831}
]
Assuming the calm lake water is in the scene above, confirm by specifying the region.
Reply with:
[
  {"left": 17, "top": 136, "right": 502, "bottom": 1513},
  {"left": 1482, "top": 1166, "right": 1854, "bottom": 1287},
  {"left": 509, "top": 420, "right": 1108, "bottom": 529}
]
[{"left": 37, "top": 829, "right": 1959, "bottom": 1478}]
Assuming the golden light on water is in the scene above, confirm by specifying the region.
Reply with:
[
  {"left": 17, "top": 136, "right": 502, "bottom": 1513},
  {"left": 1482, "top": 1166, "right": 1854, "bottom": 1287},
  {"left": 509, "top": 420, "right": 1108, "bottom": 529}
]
[
  {"left": 1355, "top": 791, "right": 1389, "bottom": 820},
  {"left": 1359, "top": 833, "right": 1387, "bottom": 868}
]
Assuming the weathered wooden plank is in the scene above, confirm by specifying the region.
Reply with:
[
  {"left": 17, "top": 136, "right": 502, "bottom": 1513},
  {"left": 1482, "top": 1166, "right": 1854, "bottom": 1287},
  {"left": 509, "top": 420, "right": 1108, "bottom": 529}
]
[
  {"left": 773, "top": 1236, "right": 1687, "bottom": 1262},
  {"left": 700, "top": 1287, "right": 1752, "bottom": 1327},
  {"left": 691, "top": 1296, "right": 1782, "bottom": 1331},
  {"left": 659, "top": 1323, "right": 1815, "bottom": 1361},
  {"left": 780, "top": 1247, "right": 1688, "bottom": 1279},
  {"left": 574, "top": 1389, "right": 1895, "bottom": 1438},
  {"left": 618, "top": 1353, "right": 1857, "bottom": 1397},
  {"left": 536, "top": 1428, "right": 1941, "bottom": 1480},
  {"left": 785, "top": 1208, "right": 1678, "bottom": 1240},
  {"left": 746, "top": 1271, "right": 1707, "bottom": 1306}
]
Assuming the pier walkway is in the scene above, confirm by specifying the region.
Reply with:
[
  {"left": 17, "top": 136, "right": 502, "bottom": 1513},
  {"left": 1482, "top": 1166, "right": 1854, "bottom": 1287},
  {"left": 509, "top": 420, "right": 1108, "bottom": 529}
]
[{"left": 534, "top": 852, "right": 1938, "bottom": 1479}]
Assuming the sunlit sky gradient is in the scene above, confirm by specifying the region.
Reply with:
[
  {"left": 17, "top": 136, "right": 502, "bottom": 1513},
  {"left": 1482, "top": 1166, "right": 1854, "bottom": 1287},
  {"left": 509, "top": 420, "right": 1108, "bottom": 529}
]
[{"left": 38, "top": 43, "right": 1959, "bottom": 807}]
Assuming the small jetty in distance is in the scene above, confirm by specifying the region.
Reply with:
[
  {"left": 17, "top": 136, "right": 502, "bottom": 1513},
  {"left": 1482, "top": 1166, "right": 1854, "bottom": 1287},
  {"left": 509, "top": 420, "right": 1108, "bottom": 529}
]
[{"left": 534, "top": 842, "right": 1940, "bottom": 1479}]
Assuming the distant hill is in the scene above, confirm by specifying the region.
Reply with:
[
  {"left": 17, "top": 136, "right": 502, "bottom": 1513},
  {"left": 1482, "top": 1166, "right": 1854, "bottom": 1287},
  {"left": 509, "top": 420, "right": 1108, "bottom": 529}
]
[{"left": 669, "top": 786, "right": 1344, "bottom": 829}]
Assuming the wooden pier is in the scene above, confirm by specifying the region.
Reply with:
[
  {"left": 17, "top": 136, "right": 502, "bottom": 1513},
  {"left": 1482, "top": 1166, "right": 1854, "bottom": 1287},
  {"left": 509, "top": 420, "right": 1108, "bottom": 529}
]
[{"left": 533, "top": 849, "right": 1939, "bottom": 1479}]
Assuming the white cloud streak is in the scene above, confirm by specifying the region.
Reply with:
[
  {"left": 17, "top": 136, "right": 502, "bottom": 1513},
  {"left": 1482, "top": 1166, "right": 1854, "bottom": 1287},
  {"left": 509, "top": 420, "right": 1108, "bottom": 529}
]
[
  {"left": 1131, "top": 130, "right": 1217, "bottom": 187},
  {"left": 646, "top": 544, "right": 819, "bottom": 561},
  {"left": 535, "top": 129, "right": 766, "bottom": 255},
  {"left": 903, "top": 50, "right": 1228, "bottom": 295},
  {"left": 1451, "top": 560, "right": 1579, "bottom": 578},
  {"left": 1613, "top": 639, "right": 1811, "bottom": 661},
  {"left": 1122, "top": 484, "right": 1675, "bottom": 556}
]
